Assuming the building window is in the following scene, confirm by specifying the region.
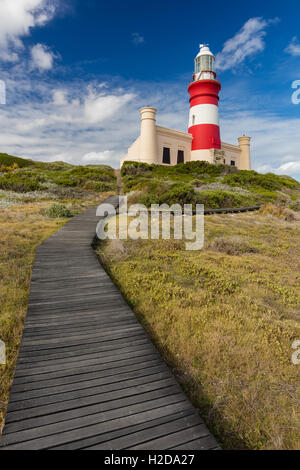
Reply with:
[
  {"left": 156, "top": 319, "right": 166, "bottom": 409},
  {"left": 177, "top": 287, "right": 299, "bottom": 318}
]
[
  {"left": 230, "top": 160, "right": 236, "bottom": 166},
  {"left": 223, "top": 159, "right": 226, "bottom": 164},
  {"left": 177, "top": 150, "right": 184, "bottom": 164},
  {"left": 162, "top": 147, "right": 171, "bottom": 164}
]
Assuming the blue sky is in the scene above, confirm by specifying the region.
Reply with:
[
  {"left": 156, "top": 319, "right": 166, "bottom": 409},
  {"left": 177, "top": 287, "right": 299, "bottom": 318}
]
[{"left": 0, "top": 0, "right": 300, "bottom": 180}]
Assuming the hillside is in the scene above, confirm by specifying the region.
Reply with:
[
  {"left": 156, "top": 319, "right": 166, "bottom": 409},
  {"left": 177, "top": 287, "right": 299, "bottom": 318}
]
[
  {"left": 0, "top": 153, "right": 117, "bottom": 198},
  {"left": 121, "top": 160, "right": 300, "bottom": 210}
]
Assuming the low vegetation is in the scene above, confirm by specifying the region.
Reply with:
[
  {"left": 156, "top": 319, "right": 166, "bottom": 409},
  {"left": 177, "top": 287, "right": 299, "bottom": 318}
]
[
  {"left": 0, "top": 153, "right": 117, "bottom": 195},
  {"left": 121, "top": 161, "right": 300, "bottom": 210},
  {"left": 45, "top": 203, "right": 73, "bottom": 218},
  {"left": 98, "top": 209, "right": 300, "bottom": 450}
]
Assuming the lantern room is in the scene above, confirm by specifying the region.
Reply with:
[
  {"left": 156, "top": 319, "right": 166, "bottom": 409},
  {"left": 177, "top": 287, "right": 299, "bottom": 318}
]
[{"left": 194, "top": 44, "right": 217, "bottom": 81}]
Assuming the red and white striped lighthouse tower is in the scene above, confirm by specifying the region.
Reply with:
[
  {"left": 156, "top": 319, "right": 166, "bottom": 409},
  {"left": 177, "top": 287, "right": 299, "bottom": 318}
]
[{"left": 188, "top": 44, "right": 221, "bottom": 161}]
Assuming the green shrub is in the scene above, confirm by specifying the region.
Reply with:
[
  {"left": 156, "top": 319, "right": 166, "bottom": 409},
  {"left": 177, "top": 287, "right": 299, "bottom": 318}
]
[
  {"left": 195, "top": 190, "right": 256, "bottom": 209},
  {"left": 45, "top": 203, "right": 73, "bottom": 218},
  {"left": 224, "top": 171, "right": 300, "bottom": 191},
  {"left": 121, "top": 160, "right": 239, "bottom": 187},
  {"left": 0, "top": 172, "right": 43, "bottom": 192},
  {"left": 158, "top": 183, "right": 196, "bottom": 206},
  {"left": 83, "top": 181, "right": 116, "bottom": 192},
  {"left": 121, "top": 161, "right": 152, "bottom": 177},
  {"left": 54, "top": 166, "right": 117, "bottom": 191}
]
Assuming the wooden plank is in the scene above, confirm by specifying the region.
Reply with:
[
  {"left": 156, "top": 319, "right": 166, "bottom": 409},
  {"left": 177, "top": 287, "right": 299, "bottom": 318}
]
[
  {"left": 128, "top": 425, "right": 210, "bottom": 450},
  {"left": 1, "top": 401, "right": 193, "bottom": 450},
  {"left": 85, "top": 414, "right": 202, "bottom": 450},
  {"left": 53, "top": 410, "right": 195, "bottom": 450},
  {"left": 9, "top": 364, "right": 167, "bottom": 402},
  {"left": 4, "top": 392, "right": 186, "bottom": 435}
]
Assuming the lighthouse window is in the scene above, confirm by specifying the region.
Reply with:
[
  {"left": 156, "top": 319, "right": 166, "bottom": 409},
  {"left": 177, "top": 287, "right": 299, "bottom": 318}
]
[
  {"left": 162, "top": 147, "right": 171, "bottom": 164},
  {"left": 231, "top": 160, "right": 236, "bottom": 166},
  {"left": 192, "top": 115, "right": 195, "bottom": 126},
  {"left": 177, "top": 150, "right": 184, "bottom": 164}
]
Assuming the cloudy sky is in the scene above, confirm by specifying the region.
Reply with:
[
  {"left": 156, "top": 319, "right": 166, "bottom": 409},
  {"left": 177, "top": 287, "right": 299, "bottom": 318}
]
[{"left": 0, "top": 1, "right": 300, "bottom": 181}]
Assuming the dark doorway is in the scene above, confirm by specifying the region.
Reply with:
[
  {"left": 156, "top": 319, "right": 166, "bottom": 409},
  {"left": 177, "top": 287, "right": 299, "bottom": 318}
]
[
  {"left": 162, "top": 147, "right": 171, "bottom": 164},
  {"left": 177, "top": 150, "right": 184, "bottom": 164}
]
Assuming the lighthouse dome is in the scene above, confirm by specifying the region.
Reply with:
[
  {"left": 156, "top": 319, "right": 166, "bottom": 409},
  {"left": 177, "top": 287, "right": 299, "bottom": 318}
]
[
  {"left": 196, "top": 44, "right": 215, "bottom": 58},
  {"left": 194, "top": 44, "right": 216, "bottom": 81}
]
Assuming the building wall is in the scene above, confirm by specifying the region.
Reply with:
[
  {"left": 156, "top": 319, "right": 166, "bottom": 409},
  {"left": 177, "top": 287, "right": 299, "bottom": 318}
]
[
  {"left": 156, "top": 126, "right": 192, "bottom": 166},
  {"left": 221, "top": 142, "right": 241, "bottom": 167}
]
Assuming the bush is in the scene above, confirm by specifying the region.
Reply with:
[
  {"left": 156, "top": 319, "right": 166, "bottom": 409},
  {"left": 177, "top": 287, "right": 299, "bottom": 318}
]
[
  {"left": 259, "top": 204, "right": 295, "bottom": 221},
  {"left": 224, "top": 171, "right": 300, "bottom": 191},
  {"left": 0, "top": 163, "right": 19, "bottom": 172},
  {"left": 45, "top": 203, "right": 73, "bottom": 218},
  {"left": 121, "top": 161, "right": 300, "bottom": 210},
  {"left": 195, "top": 190, "right": 255, "bottom": 209},
  {"left": 0, "top": 172, "right": 43, "bottom": 192},
  {"left": 173, "top": 160, "right": 228, "bottom": 176},
  {"left": 209, "top": 237, "right": 257, "bottom": 255},
  {"left": 54, "top": 166, "right": 117, "bottom": 192},
  {"left": 158, "top": 183, "right": 196, "bottom": 206},
  {"left": 290, "top": 200, "right": 300, "bottom": 211},
  {"left": 121, "top": 161, "right": 152, "bottom": 177}
]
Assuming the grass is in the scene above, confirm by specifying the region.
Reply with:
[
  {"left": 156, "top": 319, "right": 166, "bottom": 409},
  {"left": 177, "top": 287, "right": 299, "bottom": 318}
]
[
  {"left": 97, "top": 210, "right": 300, "bottom": 450},
  {"left": 121, "top": 161, "right": 300, "bottom": 210}
]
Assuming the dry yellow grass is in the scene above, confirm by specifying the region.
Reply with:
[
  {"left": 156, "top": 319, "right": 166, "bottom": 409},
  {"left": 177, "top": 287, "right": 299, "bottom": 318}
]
[
  {"left": 98, "top": 211, "right": 300, "bottom": 449},
  {"left": 0, "top": 194, "right": 107, "bottom": 433}
]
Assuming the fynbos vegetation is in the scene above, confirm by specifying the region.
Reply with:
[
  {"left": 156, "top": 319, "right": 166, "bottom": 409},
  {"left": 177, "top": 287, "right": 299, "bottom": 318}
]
[{"left": 121, "top": 160, "right": 300, "bottom": 209}]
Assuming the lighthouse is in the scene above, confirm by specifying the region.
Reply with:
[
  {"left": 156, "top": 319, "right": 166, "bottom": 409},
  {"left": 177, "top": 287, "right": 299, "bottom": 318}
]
[
  {"left": 122, "top": 43, "right": 251, "bottom": 170},
  {"left": 188, "top": 44, "right": 221, "bottom": 162}
]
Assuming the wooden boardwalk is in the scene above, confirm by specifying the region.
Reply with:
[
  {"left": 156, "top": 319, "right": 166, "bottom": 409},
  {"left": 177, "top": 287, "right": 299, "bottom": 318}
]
[{"left": 0, "top": 196, "right": 219, "bottom": 450}]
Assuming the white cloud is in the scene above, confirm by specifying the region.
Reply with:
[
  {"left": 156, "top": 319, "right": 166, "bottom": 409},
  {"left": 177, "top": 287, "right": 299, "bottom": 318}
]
[
  {"left": 220, "top": 110, "right": 300, "bottom": 180},
  {"left": 0, "top": 74, "right": 140, "bottom": 168},
  {"left": 82, "top": 151, "right": 119, "bottom": 163},
  {"left": 131, "top": 32, "right": 145, "bottom": 45},
  {"left": 257, "top": 160, "right": 300, "bottom": 176},
  {"left": 30, "top": 43, "right": 55, "bottom": 71},
  {"left": 84, "top": 89, "right": 135, "bottom": 124},
  {"left": 52, "top": 89, "right": 68, "bottom": 105},
  {"left": 215, "top": 17, "right": 278, "bottom": 71},
  {"left": 285, "top": 37, "right": 300, "bottom": 56},
  {"left": 0, "top": 0, "right": 57, "bottom": 63}
]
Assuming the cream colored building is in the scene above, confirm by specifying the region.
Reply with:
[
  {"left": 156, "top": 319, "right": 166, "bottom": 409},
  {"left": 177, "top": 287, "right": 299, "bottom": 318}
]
[{"left": 121, "top": 107, "right": 251, "bottom": 170}]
